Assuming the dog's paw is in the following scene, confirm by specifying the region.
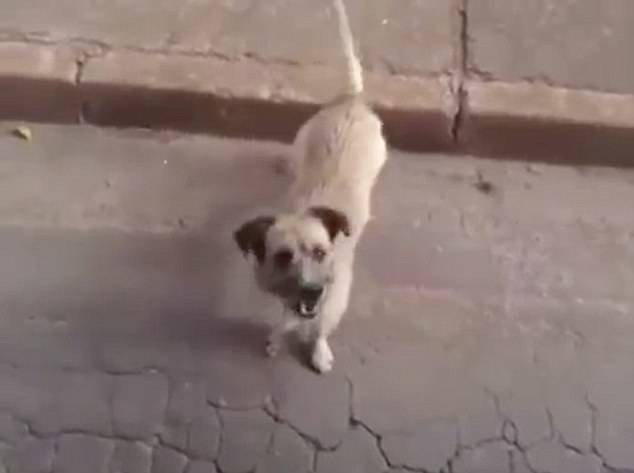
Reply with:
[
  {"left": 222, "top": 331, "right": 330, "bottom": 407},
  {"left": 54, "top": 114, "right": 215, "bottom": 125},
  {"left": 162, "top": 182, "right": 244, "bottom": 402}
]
[
  {"left": 265, "top": 339, "right": 280, "bottom": 358},
  {"left": 311, "top": 339, "right": 334, "bottom": 374}
]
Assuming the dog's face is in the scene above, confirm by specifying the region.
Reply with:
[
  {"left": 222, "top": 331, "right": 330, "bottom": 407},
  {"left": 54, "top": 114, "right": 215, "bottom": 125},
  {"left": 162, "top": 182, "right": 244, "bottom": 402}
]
[{"left": 234, "top": 206, "right": 350, "bottom": 319}]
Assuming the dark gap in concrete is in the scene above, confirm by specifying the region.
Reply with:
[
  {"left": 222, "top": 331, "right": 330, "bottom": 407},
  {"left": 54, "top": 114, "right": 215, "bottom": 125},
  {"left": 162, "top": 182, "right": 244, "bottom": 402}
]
[{"left": 451, "top": 0, "right": 468, "bottom": 142}]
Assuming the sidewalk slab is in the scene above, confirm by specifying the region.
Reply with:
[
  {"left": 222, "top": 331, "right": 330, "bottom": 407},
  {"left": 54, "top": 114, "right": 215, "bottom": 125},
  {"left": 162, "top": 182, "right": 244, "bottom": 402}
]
[
  {"left": 0, "top": 0, "right": 454, "bottom": 76},
  {"left": 0, "top": 124, "right": 634, "bottom": 471},
  {"left": 467, "top": 0, "right": 634, "bottom": 94}
]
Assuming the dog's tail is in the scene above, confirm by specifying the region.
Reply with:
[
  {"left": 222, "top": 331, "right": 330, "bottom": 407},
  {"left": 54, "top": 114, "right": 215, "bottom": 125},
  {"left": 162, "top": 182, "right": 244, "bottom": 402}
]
[{"left": 332, "top": 0, "right": 364, "bottom": 95}]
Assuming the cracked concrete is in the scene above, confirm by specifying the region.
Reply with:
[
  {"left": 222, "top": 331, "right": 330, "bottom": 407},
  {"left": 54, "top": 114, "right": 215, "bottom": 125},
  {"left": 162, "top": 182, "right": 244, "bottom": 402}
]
[
  {"left": 112, "top": 373, "right": 169, "bottom": 441},
  {"left": 452, "top": 441, "right": 511, "bottom": 473},
  {"left": 315, "top": 427, "right": 387, "bottom": 473},
  {"left": 1, "top": 123, "right": 634, "bottom": 472},
  {"left": 381, "top": 419, "right": 458, "bottom": 471}
]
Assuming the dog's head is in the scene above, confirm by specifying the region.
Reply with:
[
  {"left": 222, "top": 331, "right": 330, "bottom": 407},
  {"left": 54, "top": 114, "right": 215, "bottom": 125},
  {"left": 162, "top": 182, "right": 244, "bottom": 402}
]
[{"left": 234, "top": 206, "right": 350, "bottom": 319}]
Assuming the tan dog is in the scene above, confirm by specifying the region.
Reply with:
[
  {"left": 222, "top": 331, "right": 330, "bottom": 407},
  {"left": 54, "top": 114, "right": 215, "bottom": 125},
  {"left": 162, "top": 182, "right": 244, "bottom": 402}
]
[{"left": 234, "top": 0, "right": 387, "bottom": 373}]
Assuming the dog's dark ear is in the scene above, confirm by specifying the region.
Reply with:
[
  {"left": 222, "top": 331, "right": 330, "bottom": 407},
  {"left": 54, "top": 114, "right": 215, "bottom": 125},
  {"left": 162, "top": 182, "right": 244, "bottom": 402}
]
[
  {"left": 309, "top": 206, "right": 351, "bottom": 241},
  {"left": 234, "top": 216, "right": 276, "bottom": 263}
]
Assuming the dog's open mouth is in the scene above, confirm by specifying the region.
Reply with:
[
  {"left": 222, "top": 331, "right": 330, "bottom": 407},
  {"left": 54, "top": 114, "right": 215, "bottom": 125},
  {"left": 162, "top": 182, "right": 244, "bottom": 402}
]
[
  {"left": 294, "top": 300, "right": 318, "bottom": 319},
  {"left": 291, "top": 285, "right": 324, "bottom": 319}
]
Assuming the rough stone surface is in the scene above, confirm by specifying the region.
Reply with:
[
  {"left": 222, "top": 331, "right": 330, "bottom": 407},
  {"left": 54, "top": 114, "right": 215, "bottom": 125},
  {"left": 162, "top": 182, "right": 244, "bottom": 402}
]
[
  {"left": 0, "top": 124, "right": 634, "bottom": 473},
  {"left": 381, "top": 420, "right": 458, "bottom": 471},
  {"left": 511, "top": 451, "right": 535, "bottom": 473},
  {"left": 151, "top": 446, "right": 188, "bottom": 473},
  {"left": 0, "top": 370, "right": 112, "bottom": 437},
  {"left": 315, "top": 427, "right": 387, "bottom": 473},
  {"left": 110, "top": 441, "right": 152, "bottom": 473},
  {"left": 185, "top": 462, "right": 217, "bottom": 473},
  {"left": 32, "top": 372, "right": 113, "bottom": 436},
  {"left": 452, "top": 442, "right": 510, "bottom": 473},
  {"left": 594, "top": 411, "right": 634, "bottom": 470},
  {"left": 204, "top": 357, "right": 275, "bottom": 411},
  {"left": 217, "top": 410, "right": 275, "bottom": 473},
  {"left": 272, "top": 361, "right": 350, "bottom": 449},
  {"left": 499, "top": 398, "right": 552, "bottom": 448},
  {"left": 4, "top": 438, "right": 55, "bottom": 473},
  {"left": 0, "top": 413, "right": 27, "bottom": 444},
  {"left": 161, "top": 380, "right": 220, "bottom": 460},
  {"left": 457, "top": 392, "right": 502, "bottom": 446},
  {"left": 112, "top": 373, "right": 169, "bottom": 440},
  {"left": 467, "top": 0, "right": 634, "bottom": 94},
  {"left": 526, "top": 441, "right": 603, "bottom": 473},
  {"left": 187, "top": 408, "right": 221, "bottom": 461},
  {"left": 54, "top": 434, "right": 113, "bottom": 473},
  {"left": 166, "top": 379, "right": 208, "bottom": 425},
  {"left": 546, "top": 386, "right": 593, "bottom": 453},
  {"left": 588, "top": 360, "right": 634, "bottom": 470},
  {"left": 256, "top": 425, "right": 313, "bottom": 473}
]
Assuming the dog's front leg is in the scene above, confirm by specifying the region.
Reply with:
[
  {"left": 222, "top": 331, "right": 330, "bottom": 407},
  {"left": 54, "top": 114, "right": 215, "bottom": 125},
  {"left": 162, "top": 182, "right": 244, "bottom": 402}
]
[
  {"left": 311, "top": 262, "right": 353, "bottom": 373},
  {"left": 266, "top": 314, "right": 300, "bottom": 357},
  {"left": 312, "top": 336, "right": 336, "bottom": 374}
]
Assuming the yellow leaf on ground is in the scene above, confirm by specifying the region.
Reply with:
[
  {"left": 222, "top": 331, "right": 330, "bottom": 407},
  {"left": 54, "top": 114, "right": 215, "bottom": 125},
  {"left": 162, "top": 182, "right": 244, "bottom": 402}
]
[{"left": 13, "top": 126, "right": 33, "bottom": 141}]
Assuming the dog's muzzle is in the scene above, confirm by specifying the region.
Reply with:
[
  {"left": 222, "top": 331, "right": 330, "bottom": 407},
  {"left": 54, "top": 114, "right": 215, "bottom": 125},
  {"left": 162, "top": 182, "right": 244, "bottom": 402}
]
[{"left": 294, "top": 285, "right": 324, "bottom": 319}]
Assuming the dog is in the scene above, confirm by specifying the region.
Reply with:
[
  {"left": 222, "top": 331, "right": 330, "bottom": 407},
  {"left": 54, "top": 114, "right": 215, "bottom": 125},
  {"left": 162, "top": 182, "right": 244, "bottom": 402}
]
[{"left": 234, "top": 0, "right": 387, "bottom": 373}]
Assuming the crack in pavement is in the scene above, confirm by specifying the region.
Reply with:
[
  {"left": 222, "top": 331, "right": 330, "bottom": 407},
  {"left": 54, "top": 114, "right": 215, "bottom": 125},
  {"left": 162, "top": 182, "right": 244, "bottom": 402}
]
[
  {"left": 2, "top": 379, "right": 633, "bottom": 473},
  {"left": 344, "top": 375, "right": 404, "bottom": 470},
  {"left": 583, "top": 393, "right": 624, "bottom": 473},
  {"left": 261, "top": 400, "right": 333, "bottom": 453}
]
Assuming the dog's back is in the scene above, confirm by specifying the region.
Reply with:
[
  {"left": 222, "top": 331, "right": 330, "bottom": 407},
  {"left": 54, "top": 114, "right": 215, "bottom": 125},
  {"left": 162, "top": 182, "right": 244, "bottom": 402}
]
[{"left": 290, "top": 0, "right": 387, "bottom": 236}]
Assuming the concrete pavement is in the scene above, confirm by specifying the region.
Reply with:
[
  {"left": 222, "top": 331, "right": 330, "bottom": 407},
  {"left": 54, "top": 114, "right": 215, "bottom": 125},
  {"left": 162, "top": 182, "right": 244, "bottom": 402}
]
[
  {"left": 1, "top": 0, "right": 634, "bottom": 164},
  {"left": 1, "top": 121, "right": 634, "bottom": 472}
]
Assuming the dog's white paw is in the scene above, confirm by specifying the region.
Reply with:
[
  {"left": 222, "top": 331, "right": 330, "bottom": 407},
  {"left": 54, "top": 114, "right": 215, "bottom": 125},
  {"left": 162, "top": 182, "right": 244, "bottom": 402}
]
[
  {"left": 265, "top": 339, "right": 280, "bottom": 358},
  {"left": 311, "top": 338, "right": 334, "bottom": 374}
]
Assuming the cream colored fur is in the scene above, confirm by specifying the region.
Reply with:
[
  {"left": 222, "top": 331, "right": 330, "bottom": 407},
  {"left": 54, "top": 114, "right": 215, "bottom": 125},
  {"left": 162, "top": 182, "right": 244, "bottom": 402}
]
[
  {"left": 237, "top": 0, "right": 387, "bottom": 373},
  {"left": 268, "top": 0, "right": 387, "bottom": 373}
]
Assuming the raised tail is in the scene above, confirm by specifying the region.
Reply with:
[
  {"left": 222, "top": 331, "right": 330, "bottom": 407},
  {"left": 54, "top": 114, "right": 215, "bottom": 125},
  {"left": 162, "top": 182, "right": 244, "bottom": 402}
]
[{"left": 332, "top": 0, "right": 364, "bottom": 95}]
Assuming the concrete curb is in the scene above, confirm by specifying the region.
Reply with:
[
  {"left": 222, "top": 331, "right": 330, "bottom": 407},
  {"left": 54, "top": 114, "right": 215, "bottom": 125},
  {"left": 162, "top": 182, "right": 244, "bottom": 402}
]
[
  {"left": 2, "top": 41, "right": 634, "bottom": 166},
  {"left": 79, "top": 48, "right": 455, "bottom": 152},
  {"left": 463, "top": 80, "right": 634, "bottom": 166}
]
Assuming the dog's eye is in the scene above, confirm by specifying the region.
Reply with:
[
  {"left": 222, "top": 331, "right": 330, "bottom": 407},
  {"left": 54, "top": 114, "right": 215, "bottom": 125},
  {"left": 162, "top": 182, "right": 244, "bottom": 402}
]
[
  {"left": 312, "top": 246, "right": 326, "bottom": 262},
  {"left": 274, "top": 249, "right": 293, "bottom": 269}
]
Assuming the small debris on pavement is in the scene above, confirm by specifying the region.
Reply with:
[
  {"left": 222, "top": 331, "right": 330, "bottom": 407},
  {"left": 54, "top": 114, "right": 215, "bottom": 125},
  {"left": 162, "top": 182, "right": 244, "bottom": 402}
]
[
  {"left": 12, "top": 126, "right": 32, "bottom": 141},
  {"left": 475, "top": 171, "right": 495, "bottom": 195}
]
